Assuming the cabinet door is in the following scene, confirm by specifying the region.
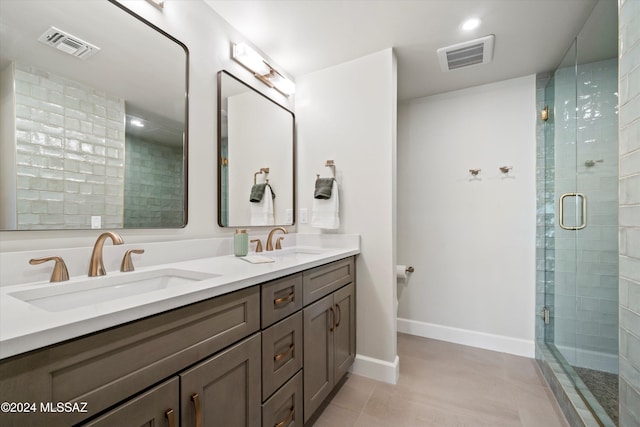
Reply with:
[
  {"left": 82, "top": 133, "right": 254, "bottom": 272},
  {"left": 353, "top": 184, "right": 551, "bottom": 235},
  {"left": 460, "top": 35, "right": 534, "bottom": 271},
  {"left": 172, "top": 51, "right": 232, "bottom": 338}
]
[
  {"left": 81, "top": 377, "right": 179, "bottom": 427},
  {"left": 180, "top": 333, "right": 261, "bottom": 427},
  {"left": 303, "top": 294, "right": 334, "bottom": 422},
  {"left": 333, "top": 283, "right": 356, "bottom": 382}
]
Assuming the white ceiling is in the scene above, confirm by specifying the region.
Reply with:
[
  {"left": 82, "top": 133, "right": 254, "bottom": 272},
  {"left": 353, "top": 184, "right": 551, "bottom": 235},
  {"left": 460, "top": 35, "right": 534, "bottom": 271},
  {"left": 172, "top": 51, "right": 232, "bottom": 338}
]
[{"left": 205, "top": 0, "right": 605, "bottom": 101}]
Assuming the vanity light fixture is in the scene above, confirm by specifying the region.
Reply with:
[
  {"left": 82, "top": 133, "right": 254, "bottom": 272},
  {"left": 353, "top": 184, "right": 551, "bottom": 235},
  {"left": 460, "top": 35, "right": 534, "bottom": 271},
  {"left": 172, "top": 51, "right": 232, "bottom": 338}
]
[{"left": 232, "top": 42, "right": 295, "bottom": 97}]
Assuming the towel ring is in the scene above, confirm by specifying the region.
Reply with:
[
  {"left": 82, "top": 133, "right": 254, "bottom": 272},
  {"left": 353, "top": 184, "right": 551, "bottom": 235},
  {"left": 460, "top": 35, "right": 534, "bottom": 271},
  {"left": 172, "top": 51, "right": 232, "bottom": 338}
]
[
  {"left": 316, "top": 160, "right": 336, "bottom": 180},
  {"left": 254, "top": 167, "right": 270, "bottom": 185}
]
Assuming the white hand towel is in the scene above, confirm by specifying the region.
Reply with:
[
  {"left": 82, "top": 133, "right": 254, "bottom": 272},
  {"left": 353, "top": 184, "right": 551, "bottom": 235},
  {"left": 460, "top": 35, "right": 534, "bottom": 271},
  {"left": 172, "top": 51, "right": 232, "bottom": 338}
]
[
  {"left": 250, "top": 185, "right": 275, "bottom": 226},
  {"left": 311, "top": 180, "right": 339, "bottom": 229}
]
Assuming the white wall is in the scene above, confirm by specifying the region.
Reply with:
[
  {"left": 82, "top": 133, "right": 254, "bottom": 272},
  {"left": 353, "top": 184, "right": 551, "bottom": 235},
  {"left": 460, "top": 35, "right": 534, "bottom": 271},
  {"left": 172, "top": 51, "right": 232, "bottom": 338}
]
[
  {"left": 296, "top": 49, "right": 399, "bottom": 382},
  {"left": 228, "top": 91, "right": 293, "bottom": 226},
  {"left": 397, "top": 75, "right": 537, "bottom": 357},
  {"left": 0, "top": 0, "right": 293, "bottom": 252}
]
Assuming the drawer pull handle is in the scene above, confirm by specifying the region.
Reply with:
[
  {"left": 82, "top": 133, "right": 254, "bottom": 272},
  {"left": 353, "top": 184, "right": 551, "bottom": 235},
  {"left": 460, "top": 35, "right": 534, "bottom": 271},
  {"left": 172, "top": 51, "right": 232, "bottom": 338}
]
[
  {"left": 275, "top": 406, "right": 295, "bottom": 427},
  {"left": 335, "top": 303, "right": 342, "bottom": 328},
  {"left": 329, "top": 306, "right": 335, "bottom": 331},
  {"left": 191, "top": 393, "right": 202, "bottom": 427},
  {"left": 165, "top": 408, "right": 176, "bottom": 427},
  {"left": 274, "top": 292, "right": 294, "bottom": 306},
  {"left": 274, "top": 344, "right": 294, "bottom": 363}
]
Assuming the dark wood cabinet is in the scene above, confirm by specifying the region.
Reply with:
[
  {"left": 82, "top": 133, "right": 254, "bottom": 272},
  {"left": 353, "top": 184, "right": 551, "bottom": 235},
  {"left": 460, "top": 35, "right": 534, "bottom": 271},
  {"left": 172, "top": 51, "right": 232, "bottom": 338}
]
[
  {"left": 303, "top": 282, "right": 355, "bottom": 422},
  {"left": 0, "top": 287, "right": 259, "bottom": 427},
  {"left": 0, "top": 256, "right": 356, "bottom": 427},
  {"left": 180, "top": 333, "right": 261, "bottom": 427},
  {"left": 333, "top": 283, "right": 356, "bottom": 381},
  {"left": 81, "top": 378, "right": 179, "bottom": 427}
]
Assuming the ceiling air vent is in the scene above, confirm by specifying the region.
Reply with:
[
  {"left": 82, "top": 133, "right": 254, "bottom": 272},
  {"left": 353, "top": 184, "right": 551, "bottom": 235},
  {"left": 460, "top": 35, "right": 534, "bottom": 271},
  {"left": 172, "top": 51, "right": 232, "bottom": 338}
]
[
  {"left": 38, "top": 27, "right": 100, "bottom": 60},
  {"left": 437, "top": 35, "right": 495, "bottom": 72}
]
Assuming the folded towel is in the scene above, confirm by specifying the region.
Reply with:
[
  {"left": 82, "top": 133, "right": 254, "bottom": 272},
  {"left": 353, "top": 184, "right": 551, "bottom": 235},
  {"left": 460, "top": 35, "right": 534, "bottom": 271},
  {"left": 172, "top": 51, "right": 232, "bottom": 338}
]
[
  {"left": 250, "top": 183, "right": 276, "bottom": 203},
  {"left": 314, "top": 178, "right": 334, "bottom": 199},
  {"left": 311, "top": 180, "right": 339, "bottom": 229},
  {"left": 250, "top": 184, "right": 275, "bottom": 225}
]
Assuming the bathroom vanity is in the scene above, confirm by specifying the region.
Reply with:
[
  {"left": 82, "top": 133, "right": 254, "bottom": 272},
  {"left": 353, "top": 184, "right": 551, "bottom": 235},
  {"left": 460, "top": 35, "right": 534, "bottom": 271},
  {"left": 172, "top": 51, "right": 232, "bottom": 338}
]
[{"left": 0, "top": 248, "right": 357, "bottom": 427}]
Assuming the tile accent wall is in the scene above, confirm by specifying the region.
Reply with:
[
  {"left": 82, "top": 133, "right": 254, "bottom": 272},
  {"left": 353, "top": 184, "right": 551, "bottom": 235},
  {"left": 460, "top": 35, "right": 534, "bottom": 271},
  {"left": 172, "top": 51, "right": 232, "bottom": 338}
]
[
  {"left": 618, "top": 1, "right": 640, "bottom": 425},
  {"left": 554, "top": 58, "right": 619, "bottom": 373},
  {"left": 123, "top": 136, "right": 184, "bottom": 228},
  {"left": 14, "top": 63, "right": 125, "bottom": 229}
]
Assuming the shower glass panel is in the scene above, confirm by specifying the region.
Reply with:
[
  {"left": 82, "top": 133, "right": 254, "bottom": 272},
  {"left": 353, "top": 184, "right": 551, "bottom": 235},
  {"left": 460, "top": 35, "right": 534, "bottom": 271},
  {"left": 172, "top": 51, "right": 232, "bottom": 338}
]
[{"left": 538, "top": 1, "right": 619, "bottom": 425}]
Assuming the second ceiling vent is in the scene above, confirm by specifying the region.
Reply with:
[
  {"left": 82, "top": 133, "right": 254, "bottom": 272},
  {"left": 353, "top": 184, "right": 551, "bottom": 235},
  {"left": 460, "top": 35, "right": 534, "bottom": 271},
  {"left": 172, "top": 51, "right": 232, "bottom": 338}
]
[{"left": 437, "top": 34, "right": 495, "bottom": 72}]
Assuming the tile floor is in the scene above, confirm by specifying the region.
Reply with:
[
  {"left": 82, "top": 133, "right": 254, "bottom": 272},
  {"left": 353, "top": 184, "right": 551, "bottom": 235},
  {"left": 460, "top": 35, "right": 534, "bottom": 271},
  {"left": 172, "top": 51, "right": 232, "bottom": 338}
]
[{"left": 311, "top": 333, "right": 569, "bottom": 426}]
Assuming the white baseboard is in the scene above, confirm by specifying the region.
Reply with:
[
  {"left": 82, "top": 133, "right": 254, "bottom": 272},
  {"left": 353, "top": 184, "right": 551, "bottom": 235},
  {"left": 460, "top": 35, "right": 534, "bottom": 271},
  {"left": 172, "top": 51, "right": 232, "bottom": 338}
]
[
  {"left": 350, "top": 354, "right": 400, "bottom": 384},
  {"left": 397, "top": 317, "right": 535, "bottom": 358}
]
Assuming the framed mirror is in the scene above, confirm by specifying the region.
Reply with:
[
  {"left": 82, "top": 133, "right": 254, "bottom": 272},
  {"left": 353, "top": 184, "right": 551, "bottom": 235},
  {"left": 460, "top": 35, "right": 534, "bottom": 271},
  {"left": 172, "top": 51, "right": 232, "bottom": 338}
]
[
  {"left": 218, "top": 70, "right": 295, "bottom": 227},
  {"left": 0, "top": 0, "right": 189, "bottom": 230}
]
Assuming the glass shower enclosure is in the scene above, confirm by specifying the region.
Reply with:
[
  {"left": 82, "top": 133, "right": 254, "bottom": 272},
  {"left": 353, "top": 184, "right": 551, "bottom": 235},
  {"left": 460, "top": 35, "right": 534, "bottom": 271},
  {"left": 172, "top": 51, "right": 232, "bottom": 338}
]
[{"left": 536, "top": 0, "right": 619, "bottom": 425}]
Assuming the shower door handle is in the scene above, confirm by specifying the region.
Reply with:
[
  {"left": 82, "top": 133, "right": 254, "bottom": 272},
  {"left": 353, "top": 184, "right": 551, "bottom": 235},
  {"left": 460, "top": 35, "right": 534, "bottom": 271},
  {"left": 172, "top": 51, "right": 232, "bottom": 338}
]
[{"left": 559, "top": 193, "right": 587, "bottom": 230}]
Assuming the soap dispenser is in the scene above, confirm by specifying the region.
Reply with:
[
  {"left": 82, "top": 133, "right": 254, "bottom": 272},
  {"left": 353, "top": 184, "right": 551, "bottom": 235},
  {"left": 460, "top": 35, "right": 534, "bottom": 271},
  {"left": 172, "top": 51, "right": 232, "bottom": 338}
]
[{"left": 234, "top": 229, "right": 249, "bottom": 256}]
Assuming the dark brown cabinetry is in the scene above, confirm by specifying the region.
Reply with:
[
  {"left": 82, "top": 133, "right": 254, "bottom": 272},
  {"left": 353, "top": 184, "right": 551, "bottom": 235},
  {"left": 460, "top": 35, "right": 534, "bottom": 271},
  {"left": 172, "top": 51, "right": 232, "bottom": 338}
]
[
  {"left": 0, "top": 256, "right": 356, "bottom": 427},
  {"left": 303, "top": 282, "right": 355, "bottom": 422},
  {"left": 82, "top": 378, "right": 179, "bottom": 427},
  {"left": 181, "top": 333, "right": 262, "bottom": 427}
]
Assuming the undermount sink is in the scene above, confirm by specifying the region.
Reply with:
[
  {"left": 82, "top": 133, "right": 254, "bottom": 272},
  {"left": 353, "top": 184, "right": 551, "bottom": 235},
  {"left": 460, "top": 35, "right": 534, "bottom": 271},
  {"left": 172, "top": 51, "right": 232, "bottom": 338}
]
[
  {"left": 10, "top": 268, "right": 220, "bottom": 312},
  {"left": 267, "top": 247, "right": 327, "bottom": 260}
]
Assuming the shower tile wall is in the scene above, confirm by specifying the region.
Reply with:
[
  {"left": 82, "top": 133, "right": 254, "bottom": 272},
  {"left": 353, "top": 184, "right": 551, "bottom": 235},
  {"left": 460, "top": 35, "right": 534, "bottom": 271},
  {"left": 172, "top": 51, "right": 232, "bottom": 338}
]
[
  {"left": 618, "top": 0, "right": 640, "bottom": 424},
  {"left": 554, "top": 58, "right": 619, "bottom": 373},
  {"left": 14, "top": 63, "right": 125, "bottom": 229},
  {"left": 123, "top": 136, "right": 184, "bottom": 228}
]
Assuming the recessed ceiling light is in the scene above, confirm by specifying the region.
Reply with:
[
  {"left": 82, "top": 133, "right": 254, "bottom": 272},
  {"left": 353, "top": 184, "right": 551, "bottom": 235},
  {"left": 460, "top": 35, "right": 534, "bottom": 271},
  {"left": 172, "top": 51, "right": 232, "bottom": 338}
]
[{"left": 461, "top": 18, "right": 481, "bottom": 31}]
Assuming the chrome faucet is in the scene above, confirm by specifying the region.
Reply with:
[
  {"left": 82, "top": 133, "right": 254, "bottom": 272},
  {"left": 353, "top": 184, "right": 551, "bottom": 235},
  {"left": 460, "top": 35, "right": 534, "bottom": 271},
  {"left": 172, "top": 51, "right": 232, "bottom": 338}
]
[
  {"left": 89, "top": 231, "right": 124, "bottom": 277},
  {"left": 266, "top": 227, "right": 288, "bottom": 251}
]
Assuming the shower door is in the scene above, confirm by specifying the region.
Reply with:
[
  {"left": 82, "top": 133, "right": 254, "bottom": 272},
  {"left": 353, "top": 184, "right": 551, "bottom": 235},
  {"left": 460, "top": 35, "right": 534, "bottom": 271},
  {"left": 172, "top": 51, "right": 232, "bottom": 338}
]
[{"left": 541, "top": 18, "right": 619, "bottom": 425}]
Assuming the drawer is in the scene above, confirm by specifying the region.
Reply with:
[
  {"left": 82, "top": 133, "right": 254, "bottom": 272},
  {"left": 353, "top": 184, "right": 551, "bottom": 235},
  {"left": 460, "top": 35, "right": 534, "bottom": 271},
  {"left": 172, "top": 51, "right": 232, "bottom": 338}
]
[
  {"left": 261, "top": 311, "right": 303, "bottom": 400},
  {"left": 262, "top": 371, "right": 303, "bottom": 427},
  {"left": 302, "top": 257, "right": 354, "bottom": 305},
  {"left": 0, "top": 286, "right": 260, "bottom": 427},
  {"left": 81, "top": 377, "right": 179, "bottom": 427},
  {"left": 261, "top": 273, "right": 303, "bottom": 328}
]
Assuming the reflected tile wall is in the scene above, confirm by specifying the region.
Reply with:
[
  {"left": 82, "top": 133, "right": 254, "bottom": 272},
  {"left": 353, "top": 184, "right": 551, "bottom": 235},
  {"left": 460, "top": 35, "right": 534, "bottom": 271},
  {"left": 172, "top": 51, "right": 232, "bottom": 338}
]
[
  {"left": 14, "top": 63, "right": 125, "bottom": 229},
  {"left": 123, "top": 136, "right": 184, "bottom": 228}
]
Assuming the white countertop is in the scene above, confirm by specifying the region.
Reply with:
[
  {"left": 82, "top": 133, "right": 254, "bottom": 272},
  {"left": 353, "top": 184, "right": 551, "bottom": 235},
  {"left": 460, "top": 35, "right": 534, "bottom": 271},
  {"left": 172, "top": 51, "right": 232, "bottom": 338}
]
[{"left": 0, "top": 243, "right": 359, "bottom": 360}]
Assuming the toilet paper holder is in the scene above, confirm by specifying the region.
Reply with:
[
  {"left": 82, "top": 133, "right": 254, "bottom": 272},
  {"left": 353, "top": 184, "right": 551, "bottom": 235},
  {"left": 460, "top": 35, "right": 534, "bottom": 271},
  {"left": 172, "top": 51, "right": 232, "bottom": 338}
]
[{"left": 405, "top": 266, "right": 414, "bottom": 273}]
